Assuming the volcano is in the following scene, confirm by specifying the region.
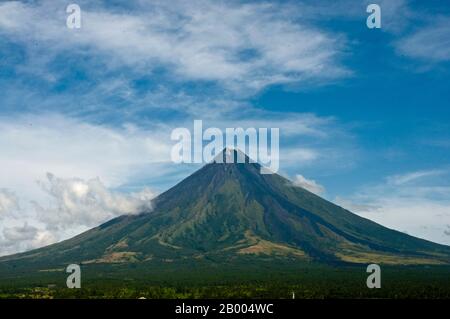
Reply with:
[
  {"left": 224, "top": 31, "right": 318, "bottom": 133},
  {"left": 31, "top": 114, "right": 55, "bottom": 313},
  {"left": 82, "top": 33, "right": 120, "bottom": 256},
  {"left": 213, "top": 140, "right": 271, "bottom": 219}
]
[{"left": 1, "top": 149, "right": 450, "bottom": 269}]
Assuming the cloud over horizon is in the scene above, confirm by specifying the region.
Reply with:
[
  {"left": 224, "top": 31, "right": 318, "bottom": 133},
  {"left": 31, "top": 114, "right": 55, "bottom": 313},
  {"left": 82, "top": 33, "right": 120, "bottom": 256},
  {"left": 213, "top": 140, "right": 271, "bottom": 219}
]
[
  {"left": 335, "top": 169, "right": 450, "bottom": 245},
  {"left": 0, "top": 172, "right": 156, "bottom": 256}
]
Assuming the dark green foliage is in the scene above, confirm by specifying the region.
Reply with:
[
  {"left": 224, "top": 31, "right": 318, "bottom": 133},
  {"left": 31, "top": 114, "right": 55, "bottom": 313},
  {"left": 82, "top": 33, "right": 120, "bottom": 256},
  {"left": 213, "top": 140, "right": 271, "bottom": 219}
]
[{"left": 1, "top": 259, "right": 450, "bottom": 299}]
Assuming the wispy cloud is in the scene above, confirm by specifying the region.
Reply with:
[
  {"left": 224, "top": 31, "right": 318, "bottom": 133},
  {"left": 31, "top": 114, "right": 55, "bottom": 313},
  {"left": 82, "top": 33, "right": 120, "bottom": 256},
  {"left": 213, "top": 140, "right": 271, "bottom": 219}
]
[
  {"left": 386, "top": 169, "right": 447, "bottom": 185},
  {"left": 334, "top": 196, "right": 380, "bottom": 212},
  {"left": 0, "top": 0, "right": 348, "bottom": 96},
  {"left": 292, "top": 174, "right": 325, "bottom": 195},
  {"left": 0, "top": 113, "right": 173, "bottom": 191},
  {"left": 395, "top": 17, "right": 450, "bottom": 63},
  {"left": 0, "top": 189, "right": 19, "bottom": 217},
  {"left": 335, "top": 169, "right": 450, "bottom": 245}
]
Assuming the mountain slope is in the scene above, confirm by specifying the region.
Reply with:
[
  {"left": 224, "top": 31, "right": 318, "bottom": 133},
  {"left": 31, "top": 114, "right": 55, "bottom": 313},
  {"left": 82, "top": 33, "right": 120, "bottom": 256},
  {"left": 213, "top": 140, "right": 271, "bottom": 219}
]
[{"left": 2, "top": 149, "right": 450, "bottom": 268}]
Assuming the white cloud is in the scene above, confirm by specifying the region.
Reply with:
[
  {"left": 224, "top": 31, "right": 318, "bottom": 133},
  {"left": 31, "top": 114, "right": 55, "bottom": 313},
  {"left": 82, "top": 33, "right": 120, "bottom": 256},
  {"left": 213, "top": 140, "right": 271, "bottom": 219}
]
[
  {"left": 219, "top": 112, "right": 334, "bottom": 138},
  {"left": 0, "top": 189, "right": 19, "bottom": 217},
  {"left": 0, "top": 0, "right": 348, "bottom": 94},
  {"left": 396, "top": 18, "right": 450, "bottom": 62},
  {"left": 293, "top": 174, "right": 325, "bottom": 195},
  {"left": 282, "top": 148, "right": 319, "bottom": 163},
  {"left": 3, "top": 223, "right": 38, "bottom": 243},
  {"left": 353, "top": 198, "right": 450, "bottom": 245},
  {"left": 0, "top": 172, "right": 156, "bottom": 256},
  {"left": 334, "top": 196, "right": 380, "bottom": 212},
  {"left": 0, "top": 113, "right": 172, "bottom": 192},
  {"left": 335, "top": 169, "right": 450, "bottom": 245},
  {"left": 1, "top": 222, "right": 58, "bottom": 256},
  {"left": 34, "top": 173, "right": 155, "bottom": 231},
  {"left": 386, "top": 169, "right": 446, "bottom": 185}
]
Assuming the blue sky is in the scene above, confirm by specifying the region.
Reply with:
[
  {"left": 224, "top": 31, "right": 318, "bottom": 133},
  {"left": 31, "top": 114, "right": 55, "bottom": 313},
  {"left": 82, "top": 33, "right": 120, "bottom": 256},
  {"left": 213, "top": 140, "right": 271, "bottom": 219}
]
[{"left": 1, "top": 0, "right": 450, "bottom": 255}]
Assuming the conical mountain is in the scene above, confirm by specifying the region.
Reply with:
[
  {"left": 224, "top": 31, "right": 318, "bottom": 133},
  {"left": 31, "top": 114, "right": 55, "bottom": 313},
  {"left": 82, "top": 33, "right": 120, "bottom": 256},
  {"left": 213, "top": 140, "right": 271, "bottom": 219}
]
[{"left": 2, "top": 149, "right": 450, "bottom": 268}]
